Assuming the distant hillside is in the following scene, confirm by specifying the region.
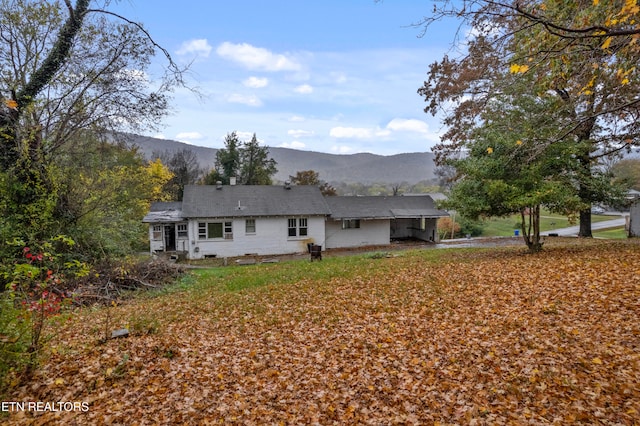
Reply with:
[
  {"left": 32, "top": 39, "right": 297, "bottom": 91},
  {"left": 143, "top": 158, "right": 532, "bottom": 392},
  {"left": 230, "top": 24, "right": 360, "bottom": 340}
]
[{"left": 123, "top": 134, "right": 437, "bottom": 185}]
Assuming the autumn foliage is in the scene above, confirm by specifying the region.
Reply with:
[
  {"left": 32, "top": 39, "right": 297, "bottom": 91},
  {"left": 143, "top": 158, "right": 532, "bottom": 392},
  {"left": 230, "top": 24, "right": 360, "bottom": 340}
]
[{"left": 5, "top": 240, "right": 640, "bottom": 424}]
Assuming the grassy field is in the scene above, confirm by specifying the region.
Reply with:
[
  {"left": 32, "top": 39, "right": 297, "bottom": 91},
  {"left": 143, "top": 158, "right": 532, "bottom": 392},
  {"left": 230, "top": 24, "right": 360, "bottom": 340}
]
[
  {"left": 480, "top": 212, "right": 622, "bottom": 237},
  {"left": 5, "top": 239, "right": 640, "bottom": 425},
  {"left": 592, "top": 226, "right": 629, "bottom": 239}
]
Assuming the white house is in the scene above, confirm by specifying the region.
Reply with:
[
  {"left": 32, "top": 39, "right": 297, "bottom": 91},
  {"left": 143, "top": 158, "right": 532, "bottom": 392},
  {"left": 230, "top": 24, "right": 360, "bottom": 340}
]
[{"left": 143, "top": 184, "right": 448, "bottom": 259}]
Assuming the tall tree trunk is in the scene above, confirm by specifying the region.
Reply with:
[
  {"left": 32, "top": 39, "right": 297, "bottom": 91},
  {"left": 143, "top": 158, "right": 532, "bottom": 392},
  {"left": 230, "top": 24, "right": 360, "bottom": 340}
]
[
  {"left": 577, "top": 146, "right": 594, "bottom": 238},
  {"left": 579, "top": 209, "right": 593, "bottom": 238}
]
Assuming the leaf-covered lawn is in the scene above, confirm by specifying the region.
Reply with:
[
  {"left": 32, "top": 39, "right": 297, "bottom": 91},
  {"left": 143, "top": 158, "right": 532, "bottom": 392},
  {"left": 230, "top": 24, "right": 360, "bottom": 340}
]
[{"left": 6, "top": 240, "right": 640, "bottom": 425}]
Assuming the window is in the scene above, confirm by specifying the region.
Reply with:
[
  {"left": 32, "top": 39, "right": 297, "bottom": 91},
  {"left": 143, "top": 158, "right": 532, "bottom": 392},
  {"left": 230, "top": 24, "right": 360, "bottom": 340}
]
[
  {"left": 177, "top": 223, "right": 188, "bottom": 238},
  {"left": 152, "top": 225, "right": 162, "bottom": 240},
  {"left": 224, "top": 221, "right": 233, "bottom": 239},
  {"left": 208, "top": 223, "right": 223, "bottom": 238},
  {"left": 288, "top": 218, "right": 297, "bottom": 237},
  {"left": 245, "top": 219, "right": 256, "bottom": 234},
  {"left": 288, "top": 217, "right": 308, "bottom": 237},
  {"left": 198, "top": 221, "right": 229, "bottom": 239},
  {"left": 342, "top": 219, "right": 361, "bottom": 229}
]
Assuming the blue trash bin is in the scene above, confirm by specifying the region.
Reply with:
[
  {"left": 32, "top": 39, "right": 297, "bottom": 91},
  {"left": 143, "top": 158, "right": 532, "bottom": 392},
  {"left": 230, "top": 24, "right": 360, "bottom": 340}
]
[{"left": 514, "top": 229, "right": 520, "bottom": 236}]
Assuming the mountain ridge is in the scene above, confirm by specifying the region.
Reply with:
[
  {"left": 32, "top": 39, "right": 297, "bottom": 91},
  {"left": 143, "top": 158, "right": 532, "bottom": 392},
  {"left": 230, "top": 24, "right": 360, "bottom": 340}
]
[{"left": 123, "top": 134, "right": 437, "bottom": 185}]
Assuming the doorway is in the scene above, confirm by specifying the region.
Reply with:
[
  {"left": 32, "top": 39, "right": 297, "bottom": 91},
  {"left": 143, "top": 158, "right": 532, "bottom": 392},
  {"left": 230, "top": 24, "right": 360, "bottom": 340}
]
[{"left": 164, "top": 224, "right": 176, "bottom": 251}]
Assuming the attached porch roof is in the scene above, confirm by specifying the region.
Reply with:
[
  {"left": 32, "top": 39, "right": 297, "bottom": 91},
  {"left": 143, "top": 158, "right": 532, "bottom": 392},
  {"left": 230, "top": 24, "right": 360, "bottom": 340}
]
[
  {"left": 324, "top": 195, "right": 449, "bottom": 220},
  {"left": 142, "top": 202, "right": 183, "bottom": 223}
]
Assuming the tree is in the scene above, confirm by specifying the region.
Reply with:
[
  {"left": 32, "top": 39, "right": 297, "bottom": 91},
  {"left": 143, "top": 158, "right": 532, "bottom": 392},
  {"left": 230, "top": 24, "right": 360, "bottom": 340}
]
[
  {"left": 0, "top": 0, "right": 183, "bottom": 243},
  {"left": 53, "top": 135, "right": 173, "bottom": 257},
  {"left": 290, "top": 170, "right": 338, "bottom": 196},
  {"left": 152, "top": 149, "right": 204, "bottom": 200},
  {"left": 418, "top": 0, "right": 640, "bottom": 237},
  {"left": 612, "top": 158, "right": 640, "bottom": 191},
  {"left": 213, "top": 132, "right": 242, "bottom": 185},
  {"left": 240, "top": 134, "right": 278, "bottom": 185},
  {"left": 290, "top": 170, "right": 321, "bottom": 186},
  {"left": 204, "top": 132, "right": 277, "bottom": 185},
  {"left": 440, "top": 74, "right": 585, "bottom": 251}
]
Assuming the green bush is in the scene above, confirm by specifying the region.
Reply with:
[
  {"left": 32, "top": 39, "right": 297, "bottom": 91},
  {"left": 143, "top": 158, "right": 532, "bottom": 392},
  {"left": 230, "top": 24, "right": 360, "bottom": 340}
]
[{"left": 0, "top": 296, "right": 31, "bottom": 396}]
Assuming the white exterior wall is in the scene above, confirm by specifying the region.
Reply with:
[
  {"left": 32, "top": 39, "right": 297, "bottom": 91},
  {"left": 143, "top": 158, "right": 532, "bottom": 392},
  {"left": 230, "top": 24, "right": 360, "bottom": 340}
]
[
  {"left": 187, "top": 216, "right": 326, "bottom": 259},
  {"left": 325, "top": 219, "right": 390, "bottom": 249},
  {"left": 149, "top": 225, "right": 164, "bottom": 253}
]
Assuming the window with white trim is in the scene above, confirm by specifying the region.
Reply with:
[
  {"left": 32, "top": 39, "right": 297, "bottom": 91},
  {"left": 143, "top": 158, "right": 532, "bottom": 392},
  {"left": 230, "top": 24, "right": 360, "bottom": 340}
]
[
  {"left": 177, "top": 223, "right": 188, "bottom": 238},
  {"left": 245, "top": 219, "right": 256, "bottom": 234},
  {"left": 152, "top": 225, "right": 162, "bottom": 240},
  {"left": 198, "top": 221, "right": 232, "bottom": 240},
  {"left": 224, "top": 221, "right": 233, "bottom": 239},
  {"left": 288, "top": 217, "right": 308, "bottom": 237}
]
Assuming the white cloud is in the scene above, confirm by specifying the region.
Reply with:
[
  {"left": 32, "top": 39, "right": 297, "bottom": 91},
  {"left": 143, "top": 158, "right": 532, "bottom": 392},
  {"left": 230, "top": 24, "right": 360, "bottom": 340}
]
[
  {"left": 385, "top": 118, "right": 429, "bottom": 134},
  {"left": 288, "top": 115, "right": 305, "bottom": 122},
  {"left": 153, "top": 133, "right": 166, "bottom": 139},
  {"left": 331, "top": 145, "right": 354, "bottom": 154},
  {"left": 216, "top": 42, "right": 301, "bottom": 71},
  {"left": 176, "top": 39, "right": 212, "bottom": 58},
  {"left": 328, "top": 120, "right": 430, "bottom": 142},
  {"left": 234, "top": 131, "right": 266, "bottom": 143},
  {"left": 244, "top": 76, "right": 269, "bottom": 88},
  {"left": 330, "top": 72, "right": 347, "bottom": 84},
  {"left": 287, "top": 129, "right": 314, "bottom": 138},
  {"left": 279, "top": 141, "right": 306, "bottom": 149},
  {"left": 227, "top": 93, "right": 263, "bottom": 107},
  {"left": 175, "top": 131, "right": 204, "bottom": 141},
  {"left": 294, "top": 84, "right": 313, "bottom": 94},
  {"left": 330, "top": 126, "right": 390, "bottom": 139},
  {"left": 330, "top": 127, "right": 372, "bottom": 139}
]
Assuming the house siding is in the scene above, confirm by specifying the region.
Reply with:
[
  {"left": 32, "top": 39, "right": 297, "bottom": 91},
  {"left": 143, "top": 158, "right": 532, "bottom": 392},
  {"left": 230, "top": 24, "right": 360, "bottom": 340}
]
[
  {"left": 325, "top": 219, "right": 390, "bottom": 249},
  {"left": 187, "top": 216, "right": 326, "bottom": 259}
]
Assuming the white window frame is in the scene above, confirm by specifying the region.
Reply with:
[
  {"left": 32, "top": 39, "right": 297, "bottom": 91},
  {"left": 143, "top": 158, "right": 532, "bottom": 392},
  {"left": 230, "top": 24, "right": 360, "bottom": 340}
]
[
  {"left": 288, "top": 217, "right": 308, "bottom": 237},
  {"left": 152, "top": 225, "right": 162, "bottom": 240},
  {"left": 245, "top": 219, "right": 256, "bottom": 234},
  {"left": 198, "top": 221, "right": 232, "bottom": 240},
  {"left": 177, "top": 223, "right": 188, "bottom": 238}
]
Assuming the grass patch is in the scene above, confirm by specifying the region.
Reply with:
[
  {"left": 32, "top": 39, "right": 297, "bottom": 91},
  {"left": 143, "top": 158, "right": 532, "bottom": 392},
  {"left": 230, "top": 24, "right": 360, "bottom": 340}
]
[
  {"left": 593, "top": 227, "right": 628, "bottom": 239},
  {"left": 481, "top": 211, "right": 620, "bottom": 237}
]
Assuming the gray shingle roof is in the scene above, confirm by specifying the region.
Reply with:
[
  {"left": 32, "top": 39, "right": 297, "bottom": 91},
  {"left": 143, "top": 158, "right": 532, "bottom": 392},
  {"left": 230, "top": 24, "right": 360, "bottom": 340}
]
[
  {"left": 145, "top": 187, "right": 448, "bottom": 222},
  {"left": 324, "top": 195, "right": 448, "bottom": 220},
  {"left": 181, "top": 184, "right": 331, "bottom": 218}
]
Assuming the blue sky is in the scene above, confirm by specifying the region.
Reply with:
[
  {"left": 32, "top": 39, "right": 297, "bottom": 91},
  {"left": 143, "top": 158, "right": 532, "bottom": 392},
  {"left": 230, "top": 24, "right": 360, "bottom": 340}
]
[{"left": 111, "top": 1, "right": 457, "bottom": 155}]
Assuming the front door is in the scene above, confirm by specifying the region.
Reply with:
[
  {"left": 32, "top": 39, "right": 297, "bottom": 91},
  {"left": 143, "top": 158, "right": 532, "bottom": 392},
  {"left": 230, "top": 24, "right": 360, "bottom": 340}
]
[{"left": 164, "top": 224, "right": 176, "bottom": 251}]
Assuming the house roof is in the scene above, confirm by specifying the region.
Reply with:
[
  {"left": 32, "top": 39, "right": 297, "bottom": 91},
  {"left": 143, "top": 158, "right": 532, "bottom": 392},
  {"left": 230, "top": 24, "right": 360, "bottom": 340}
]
[
  {"left": 324, "top": 195, "right": 448, "bottom": 220},
  {"left": 142, "top": 202, "right": 183, "bottom": 223},
  {"left": 181, "top": 184, "right": 331, "bottom": 218}
]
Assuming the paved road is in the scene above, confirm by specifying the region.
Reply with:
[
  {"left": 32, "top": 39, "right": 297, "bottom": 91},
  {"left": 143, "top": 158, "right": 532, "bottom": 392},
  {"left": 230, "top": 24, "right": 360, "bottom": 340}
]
[{"left": 542, "top": 217, "right": 627, "bottom": 237}]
